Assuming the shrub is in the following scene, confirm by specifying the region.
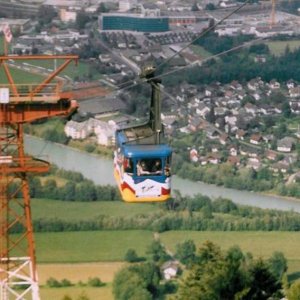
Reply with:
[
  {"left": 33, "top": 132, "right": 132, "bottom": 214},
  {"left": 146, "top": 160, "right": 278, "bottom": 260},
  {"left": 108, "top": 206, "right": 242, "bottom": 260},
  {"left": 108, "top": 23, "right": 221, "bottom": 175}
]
[{"left": 87, "top": 277, "right": 105, "bottom": 287}]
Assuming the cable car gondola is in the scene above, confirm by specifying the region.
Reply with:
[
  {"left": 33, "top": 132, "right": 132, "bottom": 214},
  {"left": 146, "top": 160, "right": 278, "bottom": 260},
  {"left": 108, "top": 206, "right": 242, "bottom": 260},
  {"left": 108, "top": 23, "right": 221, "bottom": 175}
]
[{"left": 114, "top": 67, "right": 172, "bottom": 203}]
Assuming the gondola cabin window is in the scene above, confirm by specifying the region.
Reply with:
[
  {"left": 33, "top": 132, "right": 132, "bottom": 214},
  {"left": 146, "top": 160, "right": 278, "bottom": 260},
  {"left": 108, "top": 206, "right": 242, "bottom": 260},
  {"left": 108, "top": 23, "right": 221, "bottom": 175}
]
[{"left": 114, "top": 144, "right": 172, "bottom": 202}]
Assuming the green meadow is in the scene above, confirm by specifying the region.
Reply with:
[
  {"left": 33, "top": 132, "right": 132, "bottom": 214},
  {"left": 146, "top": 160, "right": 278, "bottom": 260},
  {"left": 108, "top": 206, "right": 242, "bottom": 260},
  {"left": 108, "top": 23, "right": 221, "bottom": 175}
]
[
  {"left": 31, "top": 198, "right": 160, "bottom": 222},
  {"left": 190, "top": 44, "right": 212, "bottom": 59},
  {"left": 266, "top": 40, "right": 300, "bottom": 56},
  {"left": 40, "top": 286, "right": 113, "bottom": 300},
  {"left": 35, "top": 230, "right": 153, "bottom": 263},
  {"left": 29, "top": 199, "right": 300, "bottom": 275}
]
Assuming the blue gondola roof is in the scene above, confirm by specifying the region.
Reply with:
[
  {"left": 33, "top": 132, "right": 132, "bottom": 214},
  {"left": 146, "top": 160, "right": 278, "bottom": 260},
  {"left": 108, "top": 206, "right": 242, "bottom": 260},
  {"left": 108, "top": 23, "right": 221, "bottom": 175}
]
[{"left": 122, "top": 144, "right": 172, "bottom": 158}]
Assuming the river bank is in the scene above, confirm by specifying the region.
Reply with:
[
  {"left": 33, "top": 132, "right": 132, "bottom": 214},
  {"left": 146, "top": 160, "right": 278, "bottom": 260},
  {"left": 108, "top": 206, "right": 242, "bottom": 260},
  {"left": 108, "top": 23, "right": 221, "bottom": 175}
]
[{"left": 24, "top": 135, "right": 300, "bottom": 212}]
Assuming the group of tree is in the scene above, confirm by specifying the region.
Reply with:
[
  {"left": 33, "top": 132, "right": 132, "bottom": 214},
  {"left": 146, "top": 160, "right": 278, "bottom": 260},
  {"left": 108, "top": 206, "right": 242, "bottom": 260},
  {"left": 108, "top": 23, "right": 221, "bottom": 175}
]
[
  {"left": 163, "top": 33, "right": 300, "bottom": 87},
  {"left": 28, "top": 177, "right": 121, "bottom": 201},
  {"left": 115, "top": 240, "right": 177, "bottom": 300},
  {"left": 114, "top": 239, "right": 296, "bottom": 300},
  {"left": 15, "top": 189, "right": 300, "bottom": 234},
  {"left": 9, "top": 166, "right": 121, "bottom": 202},
  {"left": 176, "top": 241, "right": 286, "bottom": 300}
]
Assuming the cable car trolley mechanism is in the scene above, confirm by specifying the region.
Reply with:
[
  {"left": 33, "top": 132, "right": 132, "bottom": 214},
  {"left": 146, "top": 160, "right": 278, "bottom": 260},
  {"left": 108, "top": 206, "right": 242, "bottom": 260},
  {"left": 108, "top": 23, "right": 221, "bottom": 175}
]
[{"left": 114, "top": 66, "right": 172, "bottom": 203}]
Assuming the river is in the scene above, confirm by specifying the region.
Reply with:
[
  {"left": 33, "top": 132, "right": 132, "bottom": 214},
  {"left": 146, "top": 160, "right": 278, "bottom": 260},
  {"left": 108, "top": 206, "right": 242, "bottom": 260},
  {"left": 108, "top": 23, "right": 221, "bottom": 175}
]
[{"left": 24, "top": 135, "right": 300, "bottom": 212}]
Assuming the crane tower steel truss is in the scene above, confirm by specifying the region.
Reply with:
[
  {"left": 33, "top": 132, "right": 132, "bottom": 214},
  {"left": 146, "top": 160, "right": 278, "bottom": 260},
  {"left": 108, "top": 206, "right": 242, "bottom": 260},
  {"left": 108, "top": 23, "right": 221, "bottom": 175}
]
[{"left": 0, "top": 54, "right": 78, "bottom": 299}]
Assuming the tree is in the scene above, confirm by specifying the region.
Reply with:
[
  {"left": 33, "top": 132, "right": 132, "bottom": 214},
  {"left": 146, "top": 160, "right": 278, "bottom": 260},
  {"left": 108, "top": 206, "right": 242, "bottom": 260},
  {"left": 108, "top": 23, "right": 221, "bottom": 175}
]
[
  {"left": 176, "top": 242, "right": 283, "bottom": 300},
  {"left": 87, "top": 277, "right": 105, "bottom": 287},
  {"left": 282, "top": 101, "right": 291, "bottom": 118},
  {"left": 61, "top": 181, "right": 76, "bottom": 201},
  {"left": 43, "top": 179, "right": 57, "bottom": 199},
  {"left": 244, "top": 259, "right": 282, "bottom": 300},
  {"left": 124, "top": 249, "right": 140, "bottom": 263},
  {"left": 205, "top": 3, "right": 216, "bottom": 10},
  {"left": 97, "top": 3, "right": 109, "bottom": 13},
  {"left": 113, "top": 263, "right": 160, "bottom": 300},
  {"left": 287, "top": 281, "right": 300, "bottom": 300},
  {"left": 76, "top": 11, "right": 90, "bottom": 29},
  {"left": 191, "top": 1, "right": 199, "bottom": 11},
  {"left": 268, "top": 251, "right": 287, "bottom": 281},
  {"left": 146, "top": 240, "right": 170, "bottom": 263},
  {"left": 175, "top": 240, "right": 196, "bottom": 267},
  {"left": 37, "top": 6, "right": 57, "bottom": 25}
]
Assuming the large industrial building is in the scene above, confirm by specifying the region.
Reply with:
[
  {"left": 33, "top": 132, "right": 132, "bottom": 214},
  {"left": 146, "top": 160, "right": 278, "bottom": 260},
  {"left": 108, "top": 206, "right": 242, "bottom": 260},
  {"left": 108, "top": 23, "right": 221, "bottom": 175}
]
[{"left": 100, "top": 13, "right": 169, "bottom": 32}]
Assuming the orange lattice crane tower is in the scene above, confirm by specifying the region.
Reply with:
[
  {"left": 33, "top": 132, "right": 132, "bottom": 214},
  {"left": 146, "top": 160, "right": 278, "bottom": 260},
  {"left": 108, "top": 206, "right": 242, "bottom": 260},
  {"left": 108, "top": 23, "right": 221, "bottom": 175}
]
[{"left": 0, "top": 50, "right": 78, "bottom": 299}]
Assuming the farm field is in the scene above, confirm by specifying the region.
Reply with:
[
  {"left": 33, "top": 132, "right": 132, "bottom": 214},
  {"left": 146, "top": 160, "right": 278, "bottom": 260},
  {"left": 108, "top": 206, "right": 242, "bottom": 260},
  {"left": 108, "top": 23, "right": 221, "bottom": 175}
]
[
  {"left": 160, "top": 231, "right": 300, "bottom": 259},
  {"left": 267, "top": 40, "right": 300, "bottom": 56},
  {"left": 31, "top": 198, "right": 161, "bottom": 221},
  {"left": 32, "top": 228, "right": 300, "bottom": 270},
  {"left": 33, "top": 229, "right": 300, "bottom": 299},
  {"left": 38, "top": 262, "right": 124, "bottom": 300},
  {"left": 40, "top": 285, "right": 113, "bottom": 300},
  {"left": 35, "top": 230, "right": 153, "bottom": 263}
]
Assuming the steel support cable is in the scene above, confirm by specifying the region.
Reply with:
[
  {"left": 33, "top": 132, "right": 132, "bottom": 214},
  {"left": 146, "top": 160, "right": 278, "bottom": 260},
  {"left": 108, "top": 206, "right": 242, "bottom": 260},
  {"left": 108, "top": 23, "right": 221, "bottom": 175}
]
[
  {"left": 115, "top": 0, "right": 252, "bottom": 91},
  {"left": 104, "top": 34, "right": 271, "bottom": 99}
]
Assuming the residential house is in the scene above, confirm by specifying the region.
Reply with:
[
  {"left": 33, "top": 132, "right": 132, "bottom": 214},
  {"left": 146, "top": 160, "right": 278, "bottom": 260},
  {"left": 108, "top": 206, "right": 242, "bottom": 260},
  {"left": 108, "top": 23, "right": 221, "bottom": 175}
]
[
  {"left": 254, "top": 55, "right": 267, "bottom": 63},
  {"left": 229, "top": 145, "right": 238, "bottom": 156},
  {"left": 277, "top": 137, "right": 295, "bottom": 153},
  {"left": 215, "top": 117, "right": 225, "bottom": 129},
  {"left": 290, "top": 101, "right": 300, "bottom": 114},
  {"left": 289, "top": 86, "right": 300, "bottom": 98},
  {"left": 235, "top": 129, "right": 246, "bottom": 140},
  {"left": 225, "top": 115, "right": 237, "bottom": 127},
  {"left": 247, "top": 157, "right": 261, "bottom": 170},
  {"left": 259, "top": 104, "right": 273, "bottom": 115},
  {"left": 211, "top": 145, "right": 219, "bottom": 153},
  {"left": 94, "top": 120, "right": 116, "bottom": 146},
  {"left": 64, "top": 120, "right": 92, "bottom": 139},
  {"left": 230, "top": 80, "right": 242, "bottom": 90},
  {"left": 207, "top": 153, "right": 221, "bottom": 164},
  {"left": 214, "top": 107, "right": 227, "bottom": 116},
  {"left": 262, "top": 134, "right": 274, "bottom": 143},
  {"left": 250, "top": 134, "right": 262, "bottom": 145},
  {"left": 196, "top": 102, "right": 210, "bottom": 117},
  {"left": 244, "top": 103, "right": 258, "bottom": 116},
  {"left": 240, "top": 145, "right": 260, "bottom": 158},
  {"left": 205, "top": 126, "right": 219, "bottom": 140},
  {"left": 265, "top": 149, "right": 277, "bottom": 161},
  {"left": 282, "top": 155, "right": 297, "bottom": 166},
  {"left": 270, "top": 162, "right": 289, "bottom": 174},
  {"left": 247, "top": 78, "right": 260, "bottom": 91},
  {"left": 219, "top": 133, "right": 229, "bottom": 145},
  {"left": 190, "top": 149, "right": 199, "bottom": 162},
  {"left": 188, "top": 117, "right": 202, "bottom": 132},
  {"left": 161, "top": 261, "right": 179, "bottom": 280},
  {"left": 205, "top": 86, "right": 214, "bottom": 97},
  {"left": 269, "top": 79, "right": 280, "bottom": 89},
  {"left": 236, "top": 89, "right": 246, "bottom": 100},
  {"left": 199, "top": 156, "right": 208, "bottom": 165},
  {"left": 287, "top": 79, "right": 296, "bottom": 89},
  {"left": 227, "top": 155, "right": 240, "bottom": 166}
]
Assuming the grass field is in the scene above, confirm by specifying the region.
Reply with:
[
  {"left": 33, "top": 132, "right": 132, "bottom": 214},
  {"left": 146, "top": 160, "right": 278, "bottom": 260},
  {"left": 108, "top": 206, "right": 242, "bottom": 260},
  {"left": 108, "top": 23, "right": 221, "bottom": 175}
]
[
  {"left": 38, "top": 262, "right": 124, "bottom": 300},
  {"left": 0, "top": 65, "right": 44, "bottom": 83},
  {"left": 160, "top": 231, "right": 300, "bottom": 259},
  {"left": 31, "top": 198, "right": 161, "bottom": 221},
  {"left": 267, "top": 40, "right": 300, "bottom": 56},
  {"left": 35, "top": 230, "right": 154, "bottom": 263},
  {"left": 38, "top": 262, "right": 125, "bottom": 284},
  {"left": 40, "top": 286, "right": 113, "bottom": 300},
  {"left": 190, "top": 45, "right": 212, "bottom": 59},
  {"left": 32, "top": 228, "right": 300, "bottom": 272}
]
